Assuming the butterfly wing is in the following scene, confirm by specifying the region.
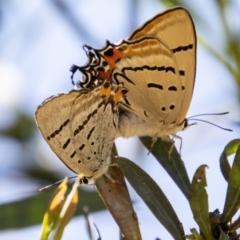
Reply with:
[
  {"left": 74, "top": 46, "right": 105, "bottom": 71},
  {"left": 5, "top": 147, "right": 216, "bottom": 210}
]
[
  {"left": 68, "top": 84, "right": 120, "bottom": 179},
  {"left": 129, "top": 7, "right": 196, "bottom": 123},
  {"left": 35, "top": 84, "right": 121, "bottom": 181},
  {"left": 112, "top": 37, "right": 182, "bottom": 128}
]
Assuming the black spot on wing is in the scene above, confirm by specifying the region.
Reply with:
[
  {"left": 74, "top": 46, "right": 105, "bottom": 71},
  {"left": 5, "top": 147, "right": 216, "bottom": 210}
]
[
  {"left": 91, "top": 108, "right": 98, "bottom": 117},
  {"left": 123, "top": 65, "right": 177, "bottom": 74},
  {"left": 79, "top": 144, "right": 85, "bottom": 150},
  {"left": 121, "top": 65, "right": 176, "bottom": 75},
  {"left": 83, "top": 113, "right": 92, "bottom": 126},
  {"left": 87, "top": 127, "right": 95, "bottom": 140},
  {"left": 70, "top": 151, "right": 76, "bottom": 158},
  {"left": 47, "top": 119, "right": 69, "bottom": 140},
  {"left": 168, "top": 86, "right": 177, "bottom": 91},
  {"left": 172, "top": 44, "right": 193, "bottom": 53},
  {"left": 179, "top": 70, "right": 185, "bottom": 76},
  {"left": 74, "top": 125, "right": 84, "bottom": 136},
  {"left": 147, "top": 83, "right": 163, "bottom": 90},
  {"left": 62, "top": 138, "right": 71, "bottom": 149},
  {"left": 123, "top": 66, "right": 157, "bottom": 73},
  {"left": 165, "top": 67, "right": 175, "bottom": 73}
]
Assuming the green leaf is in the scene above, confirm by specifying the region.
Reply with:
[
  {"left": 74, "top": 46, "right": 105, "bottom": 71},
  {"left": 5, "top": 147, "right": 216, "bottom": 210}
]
[
  {"left": 221, "top": 143, "right": 240, "bottom": 224},
  {"left": 118, "top": 157, "right": 185, "bottom": 240},
  {"left": 140, "top": 136, "right": 190, "bottom": 199},
  {"left": 228, "top": 215, "right": 240, "bottom": 232},
  {"left": 189, "top": 165, "right": 214, "bottom": 240},
  {"left": 219, "top": 139, "right": 240, "bottom": 182},
  {"left": 185, "top": 228, "right": 203, "bottom": 240}
]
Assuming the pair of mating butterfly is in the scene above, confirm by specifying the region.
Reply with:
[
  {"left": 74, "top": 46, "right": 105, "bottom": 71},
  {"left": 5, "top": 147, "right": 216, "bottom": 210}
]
[{"left": 35, "top": 7, "right": 196, "bottom": 184}]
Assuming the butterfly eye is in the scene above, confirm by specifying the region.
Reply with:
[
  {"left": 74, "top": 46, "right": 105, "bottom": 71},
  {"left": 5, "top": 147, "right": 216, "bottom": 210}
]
[
  {"left": 80, "top": 176, "right": 89, "bottom": 185},
  {"left": 183, "top": 119, "right": 189, "bottom": 130}
]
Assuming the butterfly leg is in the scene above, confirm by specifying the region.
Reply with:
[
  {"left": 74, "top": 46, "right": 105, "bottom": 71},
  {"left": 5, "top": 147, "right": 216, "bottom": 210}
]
[
  {"left": 104, "top": 172, "right": 117, "bottom": 183},
  {"left": 170, "top": 134, "right": 183, "bottom": 157},
  {"left": 147, "top": 135, "right": 158, "bottom": 155}
]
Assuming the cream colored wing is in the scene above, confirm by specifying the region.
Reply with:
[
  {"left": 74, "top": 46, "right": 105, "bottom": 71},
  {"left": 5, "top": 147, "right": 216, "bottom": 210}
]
[
  {"left": 129, "top": 7, "right": 196, "bottom": 123},
  {"left": 35, "top": 83, "right": 120, "bottom": 182},
  {"left": 68, "top": 85, "right": 119, "bottom": 178},
  {"left": 112, "top": 36, "right": 182, "bottom": 126}
]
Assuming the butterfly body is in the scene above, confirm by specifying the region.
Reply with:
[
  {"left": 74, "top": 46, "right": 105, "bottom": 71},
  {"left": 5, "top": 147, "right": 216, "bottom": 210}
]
[{"left": 117, "top": 111, "right": 187, "bottom": 139}]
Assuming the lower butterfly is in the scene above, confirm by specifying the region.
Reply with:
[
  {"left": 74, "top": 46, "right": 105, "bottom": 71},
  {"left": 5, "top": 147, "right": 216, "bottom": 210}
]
[
  {"left": 35, "top": 81, "right": 127, "bottom": 184},
  {"left": 71, "top": 7, "right": 196, "bottom": 142}
]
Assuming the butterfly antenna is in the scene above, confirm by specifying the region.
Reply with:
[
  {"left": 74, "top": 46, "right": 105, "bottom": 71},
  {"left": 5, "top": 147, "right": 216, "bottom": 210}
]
[
  {"left": 188, "top": 118, "right": 232, "bottom": 132},
  {"left": 188, "top": 112, "right": 229, "bottom": 119},
  {"left": 39, "top": 176, "right": 77, "bottom": 191}
]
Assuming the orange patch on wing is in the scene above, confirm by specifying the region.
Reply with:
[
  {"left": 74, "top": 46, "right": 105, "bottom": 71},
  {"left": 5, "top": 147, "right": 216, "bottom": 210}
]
[
  {"left": 113, "top": 87, "right": 124, "bottom": 104},
  {"left": 98, "top": 71, "right": 111, "bottom": 80},
  {"left": 104, "top": 48, "right": 124, "bottom": 69},
  {"left": 99, "top": 82, "right": 111, "bottom": 98}
]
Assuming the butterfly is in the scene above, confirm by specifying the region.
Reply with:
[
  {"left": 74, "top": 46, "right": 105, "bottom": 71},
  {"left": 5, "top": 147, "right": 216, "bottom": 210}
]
[
  {"left": 35, "top": 81, "right": 127, "bottom": 184},
  {"left": 71, "top": 7, "right": 196, "bottom": 142}
]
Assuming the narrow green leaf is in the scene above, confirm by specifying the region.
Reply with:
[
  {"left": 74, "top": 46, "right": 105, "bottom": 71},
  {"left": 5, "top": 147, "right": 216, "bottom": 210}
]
[
  {"left": 185, "top": 228, "right": 203, "bottom": 240},
  {"left": 140, "top": 136, "right": 190, "bottom": 200},
  {"left": 118, "top": 157, "right": 185, "bottom": 240},
  {"left": 189, "top": 165, "right": 214, "bottom": 240},
  {"left": 228, "top": 215, "right": 240, "bottom": 232},
  {"left": 219, "top": 139, "right": 240, "bottom": 182},
  {"left": 221, "top": 144, "right": 240, "bottom": 224}
]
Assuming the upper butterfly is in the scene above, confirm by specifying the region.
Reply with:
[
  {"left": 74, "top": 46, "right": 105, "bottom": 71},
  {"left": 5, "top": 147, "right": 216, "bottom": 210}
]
[
  {"left": 35, "top": 81, "right": 127, "bottom": 184},
  {"left": 71, "top": 7, "right": 196, "bottom": 141}
]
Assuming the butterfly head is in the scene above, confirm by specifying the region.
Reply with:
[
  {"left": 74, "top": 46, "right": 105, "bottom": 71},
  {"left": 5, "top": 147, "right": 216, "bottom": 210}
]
[
  {"left": 182, "top": 118, "right": 190, "bottom": 131},
  {"left": 79, "top": 176, "right": 89, "bottom": 185}
]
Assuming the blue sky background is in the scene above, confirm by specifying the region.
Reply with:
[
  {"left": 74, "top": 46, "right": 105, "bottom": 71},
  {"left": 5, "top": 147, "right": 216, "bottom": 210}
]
[{"left": 0, "top": 0, "right": 240, "bottom": 239}]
